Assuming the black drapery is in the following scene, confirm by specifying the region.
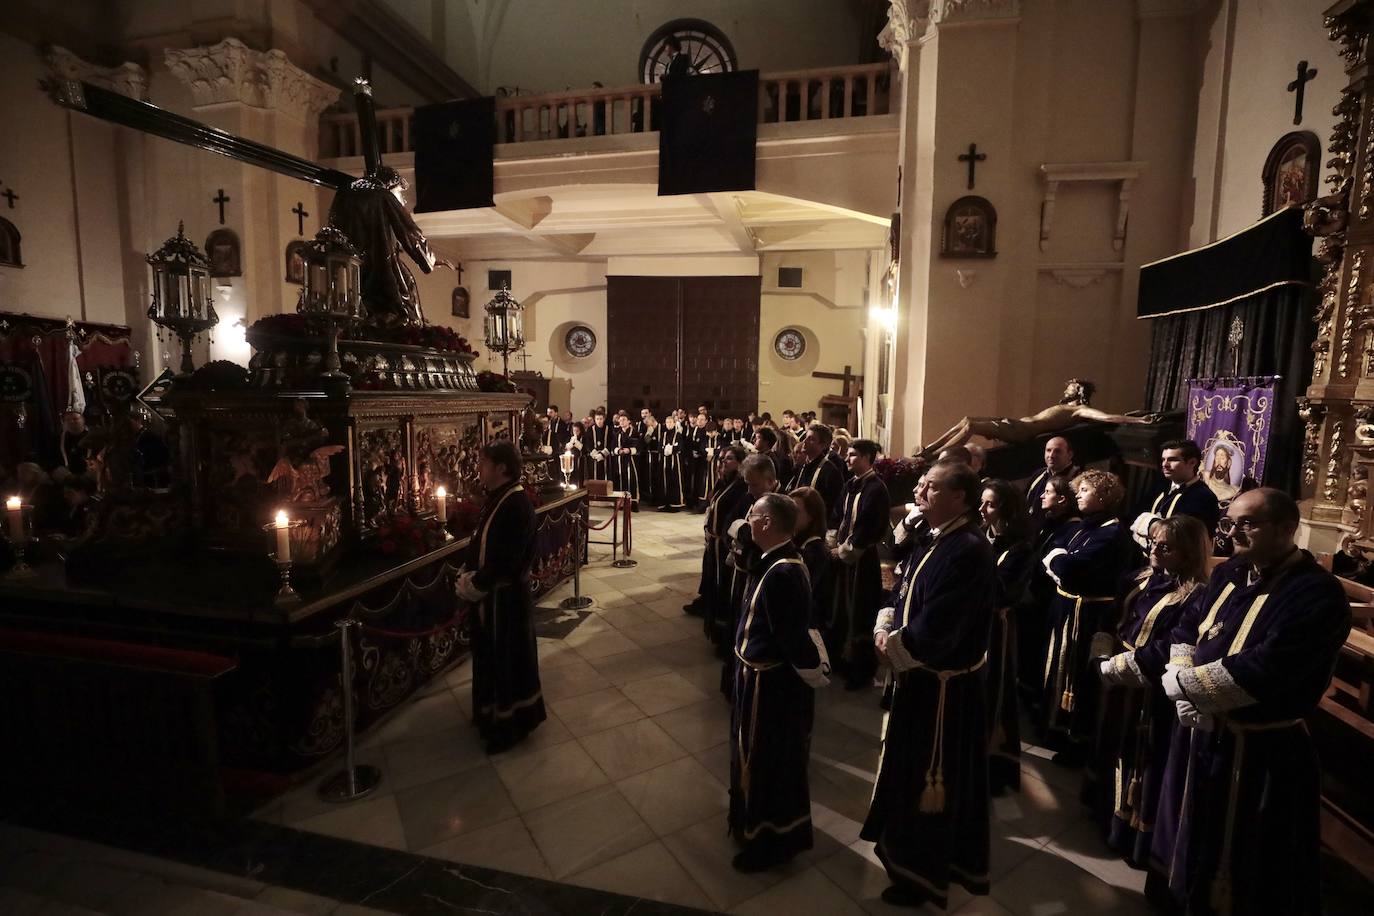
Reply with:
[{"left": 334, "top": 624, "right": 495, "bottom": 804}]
[
  {"left": 412, "top": 97, "right": 496, "bottom": 213},
  {"left": 659, "top": 70, "right": 759, "bottom": 196},
  {"left": 1139, "top": 209, "right": 1316, "bottom": 495}
]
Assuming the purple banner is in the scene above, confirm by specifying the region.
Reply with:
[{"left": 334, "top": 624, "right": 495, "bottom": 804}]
[{"left": 1186, "top": 379, "right": 1276, "bottom": 504}]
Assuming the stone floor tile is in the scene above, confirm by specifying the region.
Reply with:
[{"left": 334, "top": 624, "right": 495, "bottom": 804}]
[
  {"left": 392, "top": 765, "right": 517, "bottom": 850},
  {"left": 491, "top": 737, "right": 609, "bottom": 812},
  {"left": 578, "top": 717, "right": 688, "bottom": 780},
  {"left": 549, "top": 686, "right": 646, "bottom": 737},
  {"left": 418, "top": 816, "right": 552, "bottom": 880},
  {"left": 621, "top": 671, "right": 710, "bottom": 716},
  {"left": 566, "top": 840, "right": 713, "bottom": 909},
  {"left": 523, "top": 785, "right": 655, "bottom": 879},
  {"left": 616, "top": 755, "right": 729, "bottom": 835}
]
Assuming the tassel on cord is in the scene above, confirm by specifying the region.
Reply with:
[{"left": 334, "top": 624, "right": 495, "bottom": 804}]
[
  {"left": 1060, "top": 596, "right": 1084, "bottom": 712},
  {"left": 919, "top": 673, "right": 953, "bottom": 814}
]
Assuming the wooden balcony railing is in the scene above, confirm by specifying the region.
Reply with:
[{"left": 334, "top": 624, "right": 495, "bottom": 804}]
[{"left": 320, "top": 62, "right": 896, "bottom": 158}]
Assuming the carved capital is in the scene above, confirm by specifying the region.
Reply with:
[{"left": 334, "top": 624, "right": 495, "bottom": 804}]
[
  {"left": 879, "top": 1, "right": 932, "bottom": 58},
  {"left": 46, "top": 46, "right": 148, "bottom": 101},
  {"left": 930, "top": 0, "right": 1021, "bottom": 26},
  {"left": 164, "top": 38, "right": 339, "bottom": 122}
]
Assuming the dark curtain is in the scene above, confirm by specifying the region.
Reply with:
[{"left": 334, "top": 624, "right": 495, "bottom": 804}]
[{"left": 1142, "top": 282, "right": 1315, "bottom": 495}]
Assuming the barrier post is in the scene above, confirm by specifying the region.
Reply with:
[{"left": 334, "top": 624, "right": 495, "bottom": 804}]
[
  {"left": 319, "top": 618, "right": 383, "bottom": 802},
  {"left": 560, "top": 499, "right": 594, "bottom": 610}
]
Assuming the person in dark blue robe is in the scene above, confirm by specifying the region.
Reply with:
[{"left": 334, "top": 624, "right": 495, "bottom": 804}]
[
  {"left": 752, "top": 426, "right": 792, "bottom": 484},
  {"left": 585, "top": 411, "right": 612, "bottom": 482},
  {"left": 863, "top": 460, "right": 994, "bottom": 909},
  {"left": 728, "top": 493, "right": 831, "bottom": 872},
  {"left": 1040, "top": 469, "right": 1138, "bottom": 763},
  {"left": 1145, "top": 489, "right": 1350, "bottom": 916},
  {"left": 607, "top": 413, "right": 642, "bottom": 508},
  {"left": 979, "top": 478, "right": 1034, "bottom": 795},
  {"left": 789, "top": 486, "right": 835, "bottom": 630},
  {"left": 457, "top": 442, "right": 546, "bottom": 754},
  {"left": 1024, "top": 436, "right": 1081, "bottom": 526},
  {"left": 1087, "top": 514, "right": 1209, "bottom": 867},
  {"left": 1017, "top": 474, "right": 1080, "bottom": 706},
  {"left": 829, "top": 438, "right": 891, "bottom": 690},
  {"left": 659, "top": 416, "right": 694, "bottom": 511},
  {"left": 686, "top": 444, "right": 749, "bottom": 622},
  {"left": 720, "top": 455, "right": 779, "bottom": 695},
  {"left": 638, "top": 415, "right": 663, "bottom": 507},
  {"left": 787, "top": 424, "right": 844, "bottom": 526},
  {"left": 698, "top": 423, "right": 723, "bottom": 506},
  {"left": 1130, "top": 439, "right": 1221, "bottom": 550}
]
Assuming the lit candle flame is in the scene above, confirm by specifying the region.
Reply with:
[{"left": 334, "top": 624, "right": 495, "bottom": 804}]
[
  {"left": 275, "top": 510, "right": 289, "bottom": 528},
  {"left": 5, "top": 496, "right": 19, "bottom": 511},
  {"left": 435, "top": 486, "right": 447, "bottom": 498}
]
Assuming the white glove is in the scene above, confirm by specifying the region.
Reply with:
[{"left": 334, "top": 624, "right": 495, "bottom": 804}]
[
  {"left": 540, "top": 445, "right": 553, "bottom": 455},
  {"left": 663, "top": 444, "right": 673, "bottom": 456},
  {"left": 456, "top": 571, "right": 486, "bottom": 602},
  {"left": 1098, "top": 658, "right": 1120, "bottom": 684},
  {"left": 1174, "top": 699, "right": 1213, "bottom": 729}
]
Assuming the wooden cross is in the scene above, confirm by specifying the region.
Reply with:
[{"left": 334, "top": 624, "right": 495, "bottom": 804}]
[
  {"left": 958, "top": 143, "right": 986, "bottom": 190},
  {"left": 812, "top": 365, "right": 863, "bottom": 398},
  {"left": 455, "top": 262, "right": 464, "bottom": 285},
  {"left": 291, "top": 201, "right": 309, "bottom": 235},
  {"left": 0, "top": 187, "right": 16, "bottom": 209},
  {"left": 212, "top": 188, "right": 230, "bottom": 224},
  {"left": 1288, "top": 60, "right": 1317, "bottom": 125}
]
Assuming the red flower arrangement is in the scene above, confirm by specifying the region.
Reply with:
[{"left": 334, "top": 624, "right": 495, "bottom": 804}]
[
  {"left": 476, "top": 370, "right": 518, "bottom": 393},
  {"left": 447, "top": 498, "right": 482, "bottom": 537},
  {"left": 375, "top": 514, "right": 447, "bottom": 558},
  {"left": 247, "top": 316, "right": 477, "bottom": 356}
]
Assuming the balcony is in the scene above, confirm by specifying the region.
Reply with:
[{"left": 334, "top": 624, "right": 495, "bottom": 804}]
[{"left": 320, "top": 62, "right": 896, "bottom": 156}]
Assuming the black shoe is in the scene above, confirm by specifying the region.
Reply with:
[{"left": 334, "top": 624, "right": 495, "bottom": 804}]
[
  {"left": 683, "top": 602, "right": 705, "bottom": 617},
  {"left": 880, "top": 884, "right": 929, "bottom": 908},
  {"left": 484, "top": 730, "right": 527, "bottom": 755}
]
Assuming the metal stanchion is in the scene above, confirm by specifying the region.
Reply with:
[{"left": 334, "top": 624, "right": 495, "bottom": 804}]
[
  {"left": 611, "top": 494, "right": 637, "bottom": 569},
  {"left": 560, "top": 500, "right": 594, "bottom": 610},
  {"left": 319, "top": 618, "right": 383, "bottom": 802}
]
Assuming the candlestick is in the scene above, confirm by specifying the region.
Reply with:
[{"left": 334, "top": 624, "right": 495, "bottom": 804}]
[
  {"left": 275, "top": 509, "right": 291, "bottom": 562},
  {"left": 435, "top": 485, "right": 447, "bottom": 521},
  {"left": 559, "top": 451, "right": 575, "bottom": 489},
  {"left": 6, "top": 496, "right": 22, "bottom": 544}
]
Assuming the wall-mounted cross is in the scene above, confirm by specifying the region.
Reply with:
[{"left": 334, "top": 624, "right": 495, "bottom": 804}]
[
  {"left": 1288, "top": 60, "right": 1317, "bottom": 125},
  {"left": 212, "top": 189, "right": 230, "bottom": 224},
  {"left": 812, "top": 364, "right": 863, "bottom": 399},
  {"left": 958, "top": 143, "right": 986, "bottom": 190},
  {"left": 1, "top": 187, "right": 17, "bottom": 210},
  {"left": 455, "top": 262, "right": 464, "bottom": 285},
  {"left": 291, "top": 201, "right": 309, "bottom": 235}
]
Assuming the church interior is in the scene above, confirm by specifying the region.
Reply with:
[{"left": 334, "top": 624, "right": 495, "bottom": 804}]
[{"left": 3, "top": 0, "right": 1374, "bottom": 913}]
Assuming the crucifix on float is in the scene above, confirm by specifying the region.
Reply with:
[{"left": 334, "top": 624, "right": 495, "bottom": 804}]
[
  {"left": 1288, "top": 60, "right": 1317, "bottom": 125},
  {"left": 958, "top": 143, "right": 986, "bottom": 190}
]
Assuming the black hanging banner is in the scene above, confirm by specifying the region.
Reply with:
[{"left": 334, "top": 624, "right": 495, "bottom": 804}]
[
  {"left": 413, "top": 97, "right": 496, "bottom": 213},
  {"left": 1137, "top": 206, "right": 1312, "bottom": 318},
  {"left": 658, "top": 70, "right": 759, "bottom": 196}
]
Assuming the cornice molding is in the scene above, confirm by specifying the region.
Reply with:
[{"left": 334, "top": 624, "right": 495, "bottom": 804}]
[
  {"left": 929, "top": 0, "right": 1022, "bottom": 25},
  {"left": 46, "top": 46, "right": 148, "bottom": 101},
  {"left": 163, "top": 38, "right": 339, "bottom": 122},
  {"left": 1136, "top": 0, "right": 1201, "bottom": 19}
]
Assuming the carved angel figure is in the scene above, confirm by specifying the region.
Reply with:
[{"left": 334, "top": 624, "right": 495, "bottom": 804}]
[{"left": 267, "top": 445, "right": 345, "bottom": 503}]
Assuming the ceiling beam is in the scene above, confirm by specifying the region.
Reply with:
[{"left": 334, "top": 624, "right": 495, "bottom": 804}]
[
  {"left": 699, "top": 193, "right": 757, "bottom": 254},
  {"left": 489, "top": 200, "right": 595, "bottom": 256}
]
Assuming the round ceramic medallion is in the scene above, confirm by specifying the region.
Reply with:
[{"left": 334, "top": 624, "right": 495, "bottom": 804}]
[
  {"left": 565, "top": 325, "right": 597, "bottom": 358},
  {"left": 773, "top": 327, "right": 806, "bottom": 361}
]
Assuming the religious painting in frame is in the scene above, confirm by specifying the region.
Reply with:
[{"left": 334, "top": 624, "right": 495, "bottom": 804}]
[
  {"left": 205, "top": 228, "right": 241, "bottom": 278},
  {"left": 284, "top": 240, "right": 308, "bottom": 285},
  {"left": 940, "top": 195, "right": 997, "bottom": 259},
  {"left": 0, "top": 217, "right": 22, "bottom": 268},
  {"left": 451, "top": 286, "right": 470, "bottom": 319},
  {"left": 1261, "top": 131, "right": 1320, "bottom": 216}
]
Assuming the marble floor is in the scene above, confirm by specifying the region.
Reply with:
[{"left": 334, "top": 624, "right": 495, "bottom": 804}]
[{"left": 253, "top": 505, "right": 1160, "bottom": 915}]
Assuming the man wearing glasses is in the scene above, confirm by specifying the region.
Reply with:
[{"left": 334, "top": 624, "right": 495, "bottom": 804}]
[
  {"left": 727, "top": 493, "right": 830, "bottom": 873},
  {"left": 1142, "top": 489, "right": 1349, "bottom": 915}
]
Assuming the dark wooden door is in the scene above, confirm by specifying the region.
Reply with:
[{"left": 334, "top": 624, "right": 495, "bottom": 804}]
[{"left": 607, "top": 276, "right": 759, "bottom": 413}]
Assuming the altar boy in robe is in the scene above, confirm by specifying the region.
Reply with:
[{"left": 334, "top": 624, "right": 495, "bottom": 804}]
[
  {"left": 608, "top": 413, "right": 642, "bottom": 508},
  {"left": 728, "top": 492, "right": 831, "bottom": 872},
  {"left": 787, "top": 423, "right": 844, "bottom": 525},
  {"left": 456, "top": 442, "right": 547, "bottom": 754},
  {"left": 585, "top": 410, "right": 611, "bottom": 482},
  {"left": 863, "top": 460, "right": 994, "bottom": 909},
  {"left": 1146, "top": 489, "right": 1349, "bottom": 916},
  {"left": 659, "top": 414, "right": 694, "bottom": 511},
  {"left": 829, "top": 438, "right": 891, "bottom": 690}
]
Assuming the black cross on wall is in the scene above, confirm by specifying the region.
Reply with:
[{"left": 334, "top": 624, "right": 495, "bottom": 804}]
[
  {"left": 1288, "top": 60, "right": 1317, "bottom": 125},
  {"left": 292, "top": 201, "right": 309, "bottom": 235},
  {"left": 0, "top": 187, "right": 17, "bottom": 209},
  {"left": 958, "top": 143, "right": 986, "bottom": 190},
  {"left": 212, "top": 189, "right": 230, "bottom": 224}
]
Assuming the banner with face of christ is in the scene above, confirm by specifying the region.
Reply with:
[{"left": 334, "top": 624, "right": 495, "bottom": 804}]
[{"left": 1186, "top": 379, "right": 1276, "bottom": 505}]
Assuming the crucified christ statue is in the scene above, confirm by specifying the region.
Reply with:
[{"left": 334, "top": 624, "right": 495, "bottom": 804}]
[{"left": 921, "top": 378, "right": 1158, "bottom": 457}]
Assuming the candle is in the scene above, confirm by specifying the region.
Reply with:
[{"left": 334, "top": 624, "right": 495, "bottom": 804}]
[
  {"left": 560, "top": 451, "right": 574, "bottom": 474},
  {"left": 274, "top": 510, "right": 291, "bottom": 562},
  {"left": 6, "top": 496, "right": 22, "bottom": 543},
  {"left": 435, "top": 485, "right": 448, "bottom": 521}
]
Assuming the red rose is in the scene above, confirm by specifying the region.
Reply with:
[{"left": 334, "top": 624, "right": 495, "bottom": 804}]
[{"left": 380, "top": 539, "right": 397, "bottom": 554}]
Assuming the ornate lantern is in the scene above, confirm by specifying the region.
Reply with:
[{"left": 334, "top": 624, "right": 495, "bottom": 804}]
[
  {"left": 296, "top": 224, "right": 363, "bottom": 380},
  {"left": 482, "top": 288, "right": 525, "bottom": 377},
  {"left": 146, "top": 221, "right": 218, "bottom": 375}
]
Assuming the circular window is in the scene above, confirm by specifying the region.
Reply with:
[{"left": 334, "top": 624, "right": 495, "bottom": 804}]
[
  {"left": 639, "top": 19, "right": 737, "bottom": 84},
  {"left": 773, "top": 328, "right": 806, "bottom": 361},
  {"left": 564, "top": 325, "right": 597, "bottom": 358}
]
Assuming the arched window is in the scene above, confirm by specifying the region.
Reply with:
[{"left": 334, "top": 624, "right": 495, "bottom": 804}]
[
  {"left": 0, "top": 217, "right": 21, "bottom": 268},
  {"left": 639, "top": 19, "right": 737, "bottom": 84}
]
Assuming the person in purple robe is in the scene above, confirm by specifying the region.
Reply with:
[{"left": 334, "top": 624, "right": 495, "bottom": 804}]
[
  {"left": 1145, "top": 489, "right": 1350, "bottom": 915},
  {"left": 1087, "top": 513, "right": 1210, "bottom": 867},
  {"left": 828, "top": 438, "right": 891, "bottom": 690},
  {"left": 863, "top": 460, "right": 995, "bottom": 909}
]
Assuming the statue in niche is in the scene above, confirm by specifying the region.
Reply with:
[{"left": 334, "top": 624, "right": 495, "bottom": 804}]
[{"left": 921, "top": 377, "right": 1159, "bottom": 456}]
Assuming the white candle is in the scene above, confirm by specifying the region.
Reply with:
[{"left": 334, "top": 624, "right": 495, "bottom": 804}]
[
  {"left": 274, "top": 510, "right": 291, "bottom": 562},
  {"left": 6, "top": 496, "right": 22, "bottom": 543},
  {"left": 435, "top": 486, "right": 448, "bottom": 520}
]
